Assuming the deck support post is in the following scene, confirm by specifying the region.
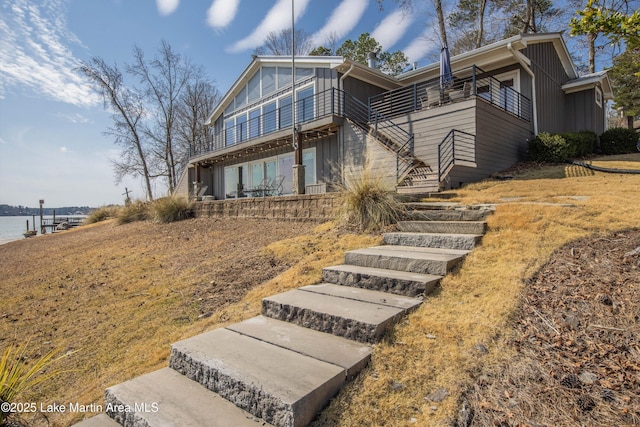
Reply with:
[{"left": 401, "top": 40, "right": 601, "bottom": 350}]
[{"left": 293, "top": 130, "right": 305, "bottom": 195}]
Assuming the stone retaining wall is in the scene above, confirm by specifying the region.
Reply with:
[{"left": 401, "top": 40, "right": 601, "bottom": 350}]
[{"left": 194, "top": 194, "right": 340, "bottom": 221}]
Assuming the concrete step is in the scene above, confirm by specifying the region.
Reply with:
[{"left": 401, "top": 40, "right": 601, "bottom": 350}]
[
  {"left": 72, "top": 414, "right": 121, "bottom": 427},
  {"left": 227, "top": 315, "right": 372, "bottom": 377},
  {"left": 322, "top": 264, "right": 441, "bottom": 297},
  {"left": 396, "top": 183, "right": 441, "bottom": 194},
  {"left": 104, "top": 367, "right": 272, "bottom": 427},
  {"left": 261, "top": 285, "right": 421, "bottom": 343},
  {"left": 403, "top": 202, "right": 464, "bottom": 210},
  {"left": 403, "top": 208, "right": 491, "bottom": 222},
  {"left": 397, "top": 220, "right": 487, "bottom": 235},
  {"left": 344, "top": 245, "right": 469, "bottom": 275},
  {"left": 169, "top": 328, "right": 344, "bottom": 427},
  {"left": 383, "top": 232, "right": 482, "bottom": 250}
]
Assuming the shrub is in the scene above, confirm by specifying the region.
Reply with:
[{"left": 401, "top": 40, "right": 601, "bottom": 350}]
[
  {"left": 117, "top": 200, "right": 150, "bottom": 224},
  {"left": 559, "top": 131, "right": 597, "bottom": 157},
  {"left": 84, "top": 205, "right": 121, "bottom": 224},
  {"left": 528, "top": 132, "right": 574, "bottom": 163},
  {"left": 600, "top": 127, "right": 639, "bottom": 154},
  {"left": 528, "top": 131, "right": 597, "bottom": 162},
  {"left": 150, "top": 196, "right": 194, "bottom": 223},
  {"left": 336, "top": 159, "right": 404, "bottom": 233}
]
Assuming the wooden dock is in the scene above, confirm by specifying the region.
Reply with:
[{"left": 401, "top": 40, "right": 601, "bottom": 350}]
[{"left": 41, "top": 216, "right": 85, "bottom": 233}]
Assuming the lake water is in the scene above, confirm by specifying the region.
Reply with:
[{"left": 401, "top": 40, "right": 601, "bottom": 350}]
[
  {"left": 0, "top": 216, "right": 86, "bottom": 245},
  {"left": 0, "top": 216, "right": 39, "bottom": 245}
]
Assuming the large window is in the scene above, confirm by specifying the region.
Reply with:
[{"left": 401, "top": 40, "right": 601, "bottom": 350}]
[
  {"left": 278, "top": 67, "right": 292, "bottom": 89},
  {"left": 224, "top": 118, "right": 235, "bottom": 146},
  {"left": 224, "top": 164, "right": 248, "bottom": 197},
  {"left": 262, "top": 67, "right": 276, "bottom": 96},
  {"left": 249, "top": 108, "right": 261, "bottom": 139},
  {"left": 264, "top": 102, "right": 277, "bottom": 134},
  {"left": 279, "top": 95, "right": 293, "bottom": 129},
  {"left": 248, "top": 72, "right": 261, "bottom": 102},
  {"left": 236, "top": 114, "right": 248, "bottom": 142},
  {"left": 303, "top": 148, "right": 316, "bottom": 185},
  {"left": 278, "top": 154, "right": 294, "bottom": 195},
  {"left": 297, "top": 86, "right": 315, "bottom": 123}
]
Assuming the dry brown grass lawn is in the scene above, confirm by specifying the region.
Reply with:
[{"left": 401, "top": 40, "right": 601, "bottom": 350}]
[{"left": 1, "top": 153, "right": 638, "bottom": 427}]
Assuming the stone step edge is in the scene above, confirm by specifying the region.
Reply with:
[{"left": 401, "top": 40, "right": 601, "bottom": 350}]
[{"left": 321, "top": 264, "right": 442, "bottom": 297}]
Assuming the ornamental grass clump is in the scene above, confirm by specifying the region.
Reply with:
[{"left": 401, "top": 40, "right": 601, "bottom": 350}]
[
  {"left": 84, "top": 205, "right": 121, "bottom": 224},
  {"left": 149, "top": 196, "right": 194, "bottom": 223},
  {"left": 117, "top": 200, "right": 150, "bottom": 224},
  {"left": 337, "top": 160, "right": 404, "bottom": 233},
  {"left": 0, "top": 343, "right": 65, "bottom": 426}
]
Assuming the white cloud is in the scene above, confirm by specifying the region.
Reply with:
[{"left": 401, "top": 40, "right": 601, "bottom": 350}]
[
  {"left": 228, "top": 0, "right": 311, "bottom": 53},
  {"left": 207, "top": 0, "right": 240, "bottom": 29},
  {"left": 371, "top": 8, "right": 415, "bottom": 51},
  {"left": 54, "top": 112, "right": 90, "bottom": 124},
  {"left": 310, "top": 0, "right": 368, "bottom": 48},
  {"left": 402, "top": 29, "right": 437, "bottom": 64},
  {"left": 0, "top": 0, "right": 100, "bottom": 107},
  {"left": 59, "top": 146, "right": 68, "bottom": 153},
  {"left": 156, "top": 0, "right": 179, "bottom": 16}
]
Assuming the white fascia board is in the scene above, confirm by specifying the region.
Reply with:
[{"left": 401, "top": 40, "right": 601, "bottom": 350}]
[
  {"left": 562, "top": 71, "right": 614, "bottom": 99},
  {"left": 397, "top": 34, "right": 527, "bottom": 84},
  {"left": 332, "top": 59, "right": 402, "bottom": 90}
]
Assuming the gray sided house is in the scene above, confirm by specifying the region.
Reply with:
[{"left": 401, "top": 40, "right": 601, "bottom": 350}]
[{"left": 175, "top": 32, "right": 612, "bottom": 199}]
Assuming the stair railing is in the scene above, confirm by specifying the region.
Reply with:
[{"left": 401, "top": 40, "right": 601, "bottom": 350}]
[
  {"left": 437, "top": 130, "right": 476, "bottom": 183},
  {"left": 340, "top": 90, "right": 416, "bottom": 183}
]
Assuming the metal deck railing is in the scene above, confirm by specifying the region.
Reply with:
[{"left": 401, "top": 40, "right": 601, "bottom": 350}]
[{"left": 369, "top": 65, "right": 532, "bottom": 122}]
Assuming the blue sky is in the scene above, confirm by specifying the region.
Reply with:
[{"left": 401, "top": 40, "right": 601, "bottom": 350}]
[{"left": 0, "top": 0, "right": 443, "bottom": 208}]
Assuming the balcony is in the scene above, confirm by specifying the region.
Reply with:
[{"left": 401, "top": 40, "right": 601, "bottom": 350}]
[
  {"left": 190, "top": 88, "right": 346, "bottom": 161},
  {"left": 369, "top": 65, "right": 532, "bottom": 123}
]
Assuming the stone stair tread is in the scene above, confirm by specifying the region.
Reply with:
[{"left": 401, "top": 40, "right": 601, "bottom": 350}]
[
  {"left": 263, "top": 289, "right": 406, "bottom": 326},
  {"left": 403, "top": 202, "right": 463, "bottom": 210},
  {"left": 397, "top": 220, "right": 487, "bottom": 234},
  {"left": 170, "top": 328, "right": 344, "bottom": 427},
  {"left": 322, "top": 264, "right": 441, "bottom": 297},
  {"left": 72, "top": 414, "right": 121, "bottom": 427},
  {"left": 227, "top": 315, "right": 372, "bottom": 377},
  {"left": 300, "top": 283, "right": 423, "bottom": 309},
  {"left": 350, "top": 245, "right": 470, "bottom": 258},
  {"left": 383, "top": 232, "right": 482, "bottom": 250},
  {"left": 323, "top": 264, "right": 442, "bottom": 286},
  {"left": 104, "top": 367, "right": 272, "bottom": 427},
  {"left": 385, "top": 231, "right": 483, "bottom": 239}
]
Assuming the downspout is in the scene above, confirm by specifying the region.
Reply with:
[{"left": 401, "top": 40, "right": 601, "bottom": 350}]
[
  {"left": 339, "top": 63, "right": 355, "bottom": 92},
  {"left": 507, "top": 42, "right": 538, "bottom": 135}
]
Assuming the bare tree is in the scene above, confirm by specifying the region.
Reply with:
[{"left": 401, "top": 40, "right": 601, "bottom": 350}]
[
  {"left": 77, "top": 58, "right": 155, "bottom": 200},
  {"left": 254, "top": 28, "right": 314, "bottom": 56},
  {"left": 128, "top": 40, "right": 197, "bottom": 193},
  {"left": 175, "top": 77, "right": 219, "bottom": 174}
]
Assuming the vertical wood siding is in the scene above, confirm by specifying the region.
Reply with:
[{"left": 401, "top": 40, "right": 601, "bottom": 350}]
[
  {"left": 523, "top": 42, "right": 570, "bottom": 134},
  {"left": 566, "top": 90, "right": 603, "bottom": 134}
]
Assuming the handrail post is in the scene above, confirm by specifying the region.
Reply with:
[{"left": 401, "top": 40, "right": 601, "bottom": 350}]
[
  {"left": 413, "top": 83, "right": 417, "bottom": 111},
  {"left": 452, "top": 130, "right": 456, "bottom": 163},
  {"left": 472, "top": 66, "right": 477, "bottom": 96}
]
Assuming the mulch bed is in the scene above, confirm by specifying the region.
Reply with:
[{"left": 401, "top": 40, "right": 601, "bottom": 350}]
[{"left": 467, "top": 229, "right": 640, "bottom": 427}]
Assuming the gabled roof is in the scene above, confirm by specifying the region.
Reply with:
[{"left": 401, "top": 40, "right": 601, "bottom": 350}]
[
  {"left": 205, "top": 55, "right": 344, "bottom": 125},
  {"left": 563, "top": 70, "right": 614, "bottom": 100}
]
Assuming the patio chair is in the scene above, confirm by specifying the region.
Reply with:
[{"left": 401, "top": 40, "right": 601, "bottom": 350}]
[
  {"left": 449, "top": 81, "right": 472, "bottom": 101},
  {"left": 247, "top": 177, "right": 271, "bottom": 197},
  {"left": 269, "top": 175, "right": 285, "bottom": 196},
  {"left": 420, "top": 86, "right": 441, "bottom": 109}
]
